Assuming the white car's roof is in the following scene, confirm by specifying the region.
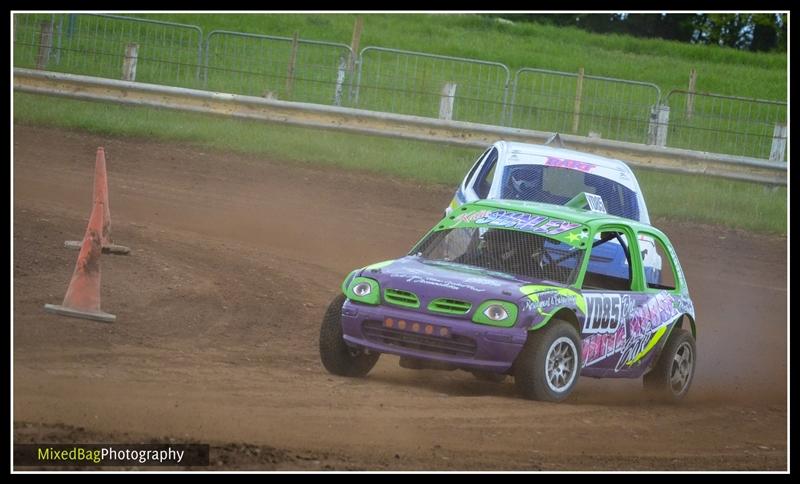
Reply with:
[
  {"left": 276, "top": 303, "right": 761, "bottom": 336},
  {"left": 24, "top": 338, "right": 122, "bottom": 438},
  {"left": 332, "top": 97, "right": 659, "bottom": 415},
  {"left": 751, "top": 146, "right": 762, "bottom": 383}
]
[{"left": 497, "top": 141, "right": 640, "bottom": 193}]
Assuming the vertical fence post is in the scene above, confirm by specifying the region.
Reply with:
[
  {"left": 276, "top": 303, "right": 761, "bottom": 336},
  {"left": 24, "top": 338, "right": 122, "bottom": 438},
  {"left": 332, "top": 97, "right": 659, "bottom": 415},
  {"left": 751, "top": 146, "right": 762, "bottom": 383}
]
[
  {"left": 647, "top": 104, "right": 670, "bottom": 147},
  {"left": 122, "top": 43, "right": 139, "bottom": 81},
  {"left": 353, "top": 55, "right": 364, "bottom": 106},
  {"left": 439, "top": 82, "right": 457, "bottom": 120},
  {"left": 769, "top": 123, "right": 787, "bottom": 162},
  {"left": 54, "top": 15, "right": 63, "bottom": 65},
  {"left": 348, "top": 16, "right": 363, "bottom": 73},
  {"left": 333, "top": 56, "right": 347, "bottom": 106},
  {"left": 500, "top": 79, "right": 509, "bottom": 126},
  {"left": 572, "top": 67, "right": 584, "bottom": 134},
  {"left": 686, "top": 68, "right": 697, "bottom": 120},
  {"left": 347, "top": 16, "right": 364, "bottom": 103},
  {"left": 507, "top": 73, "right": 518, "bottom": 128},
  {"left": 286, "top": 30, "right": 299, "bottom": 100},
  {"left": 66, "top": 13, "right": 76, "bottom": 39},
  {"left": 203, "top": 34, "right": 211, "bottom": 88},
  {"left": 195, "top": 34, "right": 203, "bottom": 85},
  {"left": 35, "top": 20, "right": 54, "bottom": 70}
]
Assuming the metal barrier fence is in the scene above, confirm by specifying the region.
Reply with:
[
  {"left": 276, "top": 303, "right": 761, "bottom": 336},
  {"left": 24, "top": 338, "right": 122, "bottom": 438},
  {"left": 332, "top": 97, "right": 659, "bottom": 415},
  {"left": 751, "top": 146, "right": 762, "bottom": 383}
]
[
  {"left": 14, "top": 14, "right": 204, "bottom": 89},
  {"left": 664, "top": 90, "right": 788, "bottom": 161},
  {"left": 355, "top": 47, "right": 510, "bottom": 125},
  {"left": 509, "top": 69, "right": 662, "bottom": 145},
  {"left": 12, "top": 13, "right": 788, "bottom": 163},
  {"left": 14, "top": 68, "right": 787, "bottom": 186},
  {"left": 204, "top": 31, "right": 354, "bottom": 105}
]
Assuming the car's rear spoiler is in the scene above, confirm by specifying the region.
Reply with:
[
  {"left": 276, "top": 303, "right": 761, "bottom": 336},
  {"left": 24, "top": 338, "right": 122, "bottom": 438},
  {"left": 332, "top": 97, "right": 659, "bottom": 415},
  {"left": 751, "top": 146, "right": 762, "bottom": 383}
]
[{"left": 544, "top": 133, "right": 565, "bottom": 148}]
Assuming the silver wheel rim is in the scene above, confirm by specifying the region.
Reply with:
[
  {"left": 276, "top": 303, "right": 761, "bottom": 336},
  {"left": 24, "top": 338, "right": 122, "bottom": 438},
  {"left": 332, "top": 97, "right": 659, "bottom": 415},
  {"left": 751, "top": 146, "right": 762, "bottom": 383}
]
[
  {"left": 669, "top": 341, "right": 694, "bottom": 395},
  {"left": 545, "top": 336, "right": 578, "bottom": 393}
]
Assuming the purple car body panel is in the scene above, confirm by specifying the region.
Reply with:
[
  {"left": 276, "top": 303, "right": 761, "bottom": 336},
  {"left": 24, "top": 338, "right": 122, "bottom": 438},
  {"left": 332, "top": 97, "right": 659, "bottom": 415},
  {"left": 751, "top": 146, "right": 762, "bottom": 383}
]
[
  {"left": 576, "top": 290, "right": 694, "bottom": 378},
  {"left": 341, "top": 303, "right": 527, "bottom": 372},
  {"left": 342, "top": 256, "right": 541, "bottom": 372},
  {"left": 341, "top": 255, "right": 695, "bottom": 378}
]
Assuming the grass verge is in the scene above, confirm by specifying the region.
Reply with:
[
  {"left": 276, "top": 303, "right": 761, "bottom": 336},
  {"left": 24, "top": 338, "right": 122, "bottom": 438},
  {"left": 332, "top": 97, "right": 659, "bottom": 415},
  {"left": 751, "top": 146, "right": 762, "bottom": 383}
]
[{"left": 13, "top": 92, "right": 787, "bottom": 235}]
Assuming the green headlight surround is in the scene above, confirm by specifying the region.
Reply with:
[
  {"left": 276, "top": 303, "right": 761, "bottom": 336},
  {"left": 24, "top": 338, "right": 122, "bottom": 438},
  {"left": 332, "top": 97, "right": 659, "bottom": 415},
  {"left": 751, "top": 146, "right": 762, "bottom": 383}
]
[
  {"left": 341, "top": 269, "right": 359, "bottom": 294},
  {"left": 472, "top": 300, "right": 518, "bottom": 328},
  {"left": 346, "top": 277, "right": 380, "bottom": 305}
]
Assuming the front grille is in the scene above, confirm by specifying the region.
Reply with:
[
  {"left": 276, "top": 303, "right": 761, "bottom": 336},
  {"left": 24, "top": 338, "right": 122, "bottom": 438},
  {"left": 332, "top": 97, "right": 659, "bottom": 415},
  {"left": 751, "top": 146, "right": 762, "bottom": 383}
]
[
  {"left": 428, "top": 298, "right": 471, "bottom": 315},
  {"left": 362, "top": 320, "right": 477, "bottom": 358},
  {"left": 384, "top": 288, "right": 420, "bottom": 308}
]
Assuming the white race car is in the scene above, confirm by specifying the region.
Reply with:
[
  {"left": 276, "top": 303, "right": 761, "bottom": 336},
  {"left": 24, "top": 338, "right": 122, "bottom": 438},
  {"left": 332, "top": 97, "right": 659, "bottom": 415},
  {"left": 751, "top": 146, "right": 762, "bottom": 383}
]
[{"left": 446, "top": 138, "right": 663, "bottom": 283}]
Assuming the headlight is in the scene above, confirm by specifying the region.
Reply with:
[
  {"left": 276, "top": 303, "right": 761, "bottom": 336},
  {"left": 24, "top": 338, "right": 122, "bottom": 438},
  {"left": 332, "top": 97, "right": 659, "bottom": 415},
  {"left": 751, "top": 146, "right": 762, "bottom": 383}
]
[
  {"left": 346, "top": 277, "right": 380, "bottom": 305},
  {"left": 483, "top": 304, "right": 509, "bottom": 321},
  {"left": 353, "top": 282, "right": 372, "bottom": 297},
  {"left": 473, "top": 300, "right": 518, "bottom": 327}
]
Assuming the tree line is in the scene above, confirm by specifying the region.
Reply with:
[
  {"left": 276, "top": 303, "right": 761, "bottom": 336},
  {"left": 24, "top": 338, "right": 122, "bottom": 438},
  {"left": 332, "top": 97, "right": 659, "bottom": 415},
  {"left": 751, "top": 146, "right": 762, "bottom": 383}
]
[{"left": 495, "top": 13, "right": 787, "bottom": 52}]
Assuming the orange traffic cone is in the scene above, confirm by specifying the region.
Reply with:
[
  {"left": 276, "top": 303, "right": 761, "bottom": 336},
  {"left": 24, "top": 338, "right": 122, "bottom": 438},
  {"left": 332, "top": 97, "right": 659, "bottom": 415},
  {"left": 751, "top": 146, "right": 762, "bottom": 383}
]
[
  {"left": 64, "top": 147, "right": 130, "bottom": 255},
  {"left": 45, "top": 194, "right": 116, "bottom": 323}
]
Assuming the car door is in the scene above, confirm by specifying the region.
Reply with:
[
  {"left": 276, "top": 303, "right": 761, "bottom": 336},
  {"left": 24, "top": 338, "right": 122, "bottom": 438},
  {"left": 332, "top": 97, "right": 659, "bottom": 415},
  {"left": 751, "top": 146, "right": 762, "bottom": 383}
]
[
  {"left": 577, "top": 225, "right": 646, "bottom": 378},
  {"left": 579, "top": 225, "right": 686, "bottom": 378}
]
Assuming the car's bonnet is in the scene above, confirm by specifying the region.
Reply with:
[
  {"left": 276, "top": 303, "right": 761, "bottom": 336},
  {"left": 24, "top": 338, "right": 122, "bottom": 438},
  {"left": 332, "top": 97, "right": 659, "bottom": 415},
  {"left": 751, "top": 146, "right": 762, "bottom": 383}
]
[{"left": 360, "top": 256, "right": 562, "bottom": 307}]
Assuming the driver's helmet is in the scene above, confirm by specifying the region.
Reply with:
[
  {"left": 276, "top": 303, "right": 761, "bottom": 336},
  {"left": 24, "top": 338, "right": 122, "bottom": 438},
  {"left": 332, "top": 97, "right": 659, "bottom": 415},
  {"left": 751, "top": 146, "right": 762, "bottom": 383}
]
[
  {"left": 482, "top": 229, "right": 546, "bottom": 272},
  {"left": 482, "top": 229, "right": 517, "bottom": 262},
  {"left": 508, "top": 167, "right": 541, "bottom": 200}
]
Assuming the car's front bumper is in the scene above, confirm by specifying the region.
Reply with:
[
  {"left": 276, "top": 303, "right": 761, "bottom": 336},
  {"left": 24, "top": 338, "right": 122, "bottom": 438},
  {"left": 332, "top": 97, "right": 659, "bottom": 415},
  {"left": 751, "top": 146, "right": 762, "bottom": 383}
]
[{"left": 340, "top": 300, "right": 528, "bottom": 373}]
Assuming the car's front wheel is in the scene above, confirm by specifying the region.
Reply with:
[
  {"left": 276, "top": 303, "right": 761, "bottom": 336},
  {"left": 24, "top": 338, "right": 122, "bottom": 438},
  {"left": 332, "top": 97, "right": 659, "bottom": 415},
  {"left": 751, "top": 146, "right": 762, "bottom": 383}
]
[
  {"left": 514, "top": 320, "right": 581, "bottom": 402},
  {"left": 319, "top": 293, "right": 380, "bottom": 377},
  {"left": 643, "top": 328, "right": 696, "bottom": 402}
]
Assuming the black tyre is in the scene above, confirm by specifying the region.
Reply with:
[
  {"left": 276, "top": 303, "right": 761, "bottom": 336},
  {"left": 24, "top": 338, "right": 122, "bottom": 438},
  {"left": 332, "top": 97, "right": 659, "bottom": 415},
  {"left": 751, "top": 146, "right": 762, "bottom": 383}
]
[
  {"left": 471, "top": 371, "right": 507, "bottom": 383},
  {"left": 319, "top": 293, "right": 380, "bottom": 377},
  {"left": 514, "top": 320, "right": 581, "bottom": 402},
  {"left": 643, "top": 328, "right": 696, "bottom": 402}
]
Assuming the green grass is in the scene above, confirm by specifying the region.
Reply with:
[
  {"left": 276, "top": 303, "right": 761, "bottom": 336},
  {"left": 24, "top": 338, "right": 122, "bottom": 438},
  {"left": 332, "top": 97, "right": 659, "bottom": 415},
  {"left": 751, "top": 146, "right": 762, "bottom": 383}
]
[
  {"left": 12, "top": 92, "right": 476, "bottom": 184},
  {"left": 635, "top": 170, "right": 786, "bottom": 233},
  {"left": 127, "top": 13, "right": 787, "bottom": 100},
  {"left": 13, "top": 92, "right": 786, "bottom": 235}
]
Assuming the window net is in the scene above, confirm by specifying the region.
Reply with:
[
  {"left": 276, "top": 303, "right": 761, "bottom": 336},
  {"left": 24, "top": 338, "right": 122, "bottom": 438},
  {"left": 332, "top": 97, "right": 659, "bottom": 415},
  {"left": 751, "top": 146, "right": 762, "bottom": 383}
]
[
  {"left": 499, "top": 164, "right": 641, "bottom": 221},
  {"left": 412, "top": 228, "right": 584, "bottom": 285}
]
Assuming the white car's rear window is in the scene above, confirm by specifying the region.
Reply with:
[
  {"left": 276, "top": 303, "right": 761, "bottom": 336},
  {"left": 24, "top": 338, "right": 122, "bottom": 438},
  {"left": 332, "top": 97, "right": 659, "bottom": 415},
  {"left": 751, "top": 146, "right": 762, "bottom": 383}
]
[{"left": 500, "top": 164, "right": 641, "bottom": 222}]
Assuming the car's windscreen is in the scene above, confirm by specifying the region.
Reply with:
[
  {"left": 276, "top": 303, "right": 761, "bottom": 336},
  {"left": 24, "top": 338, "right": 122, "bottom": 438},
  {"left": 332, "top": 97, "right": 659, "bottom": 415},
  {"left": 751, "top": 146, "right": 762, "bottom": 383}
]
[
  {"left": 500, "top": 164, "right": 641, "bottom": 221},
  {"left": 410, "top": 227, "right": 585, "bottom": 285}
]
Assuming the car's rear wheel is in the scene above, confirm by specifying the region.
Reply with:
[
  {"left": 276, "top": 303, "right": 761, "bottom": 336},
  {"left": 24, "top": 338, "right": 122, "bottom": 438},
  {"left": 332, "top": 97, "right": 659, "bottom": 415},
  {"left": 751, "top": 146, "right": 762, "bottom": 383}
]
[
  {"left": 643, "top": 328, "right": 696, "bottom": 402},
  {"left": 514, "top": 320, "right": 581, "bottom": 402},
  {"left": 319, "top": 293, "right": 380, "bottom": 377}
]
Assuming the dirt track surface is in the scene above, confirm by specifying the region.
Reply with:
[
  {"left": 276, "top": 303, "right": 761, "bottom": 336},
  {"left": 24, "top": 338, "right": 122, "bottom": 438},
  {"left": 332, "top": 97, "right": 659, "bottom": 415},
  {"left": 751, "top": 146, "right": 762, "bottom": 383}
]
[{"left": 13, "top": 124, "right": 787, "bottom": 471}]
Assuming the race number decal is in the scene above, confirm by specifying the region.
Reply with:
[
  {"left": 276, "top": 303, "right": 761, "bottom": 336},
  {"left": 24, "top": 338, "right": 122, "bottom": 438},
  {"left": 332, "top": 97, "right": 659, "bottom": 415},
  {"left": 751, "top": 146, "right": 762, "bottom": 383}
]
[
  {"left": 583, "top": 293, "right": 624, "bottom": 334},
  {"left": 584, "top": 193, "right": 607, "bottom": 213}
]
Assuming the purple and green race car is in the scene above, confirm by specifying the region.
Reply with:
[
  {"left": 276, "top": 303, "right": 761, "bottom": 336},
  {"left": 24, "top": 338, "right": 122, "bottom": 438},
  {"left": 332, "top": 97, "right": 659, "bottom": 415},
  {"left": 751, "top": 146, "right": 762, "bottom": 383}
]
[{"left": 319, "top": 194, "right": 697, "bottom": 402}]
